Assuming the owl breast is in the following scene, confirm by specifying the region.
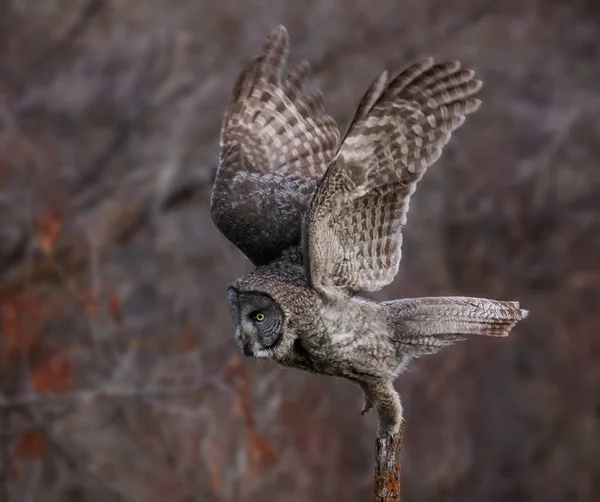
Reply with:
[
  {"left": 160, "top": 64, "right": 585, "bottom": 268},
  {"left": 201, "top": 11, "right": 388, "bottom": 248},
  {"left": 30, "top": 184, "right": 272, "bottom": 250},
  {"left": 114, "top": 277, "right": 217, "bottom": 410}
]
[{"left": 292, "top": 300, "right": 398, "bottom": 382}]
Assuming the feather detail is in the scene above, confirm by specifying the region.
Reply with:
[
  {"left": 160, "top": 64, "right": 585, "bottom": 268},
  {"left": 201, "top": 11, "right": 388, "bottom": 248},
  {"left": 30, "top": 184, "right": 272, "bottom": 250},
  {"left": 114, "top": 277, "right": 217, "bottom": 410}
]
[
  {"left": 212, "top": 25, "right": 340, "bottom": 265},
  {"left": 305, "top": 59, "right": 483, "bottom": 298},
  {"left": 382, "top": 296, "right": 528, "bottom": 354}
]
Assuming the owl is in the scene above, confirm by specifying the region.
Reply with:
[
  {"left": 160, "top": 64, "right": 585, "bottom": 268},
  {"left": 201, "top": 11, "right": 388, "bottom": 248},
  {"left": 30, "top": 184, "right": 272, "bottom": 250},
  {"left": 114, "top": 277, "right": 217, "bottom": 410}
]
[{"left": 211, "top": 26, "right": 528, "bottom": 435}]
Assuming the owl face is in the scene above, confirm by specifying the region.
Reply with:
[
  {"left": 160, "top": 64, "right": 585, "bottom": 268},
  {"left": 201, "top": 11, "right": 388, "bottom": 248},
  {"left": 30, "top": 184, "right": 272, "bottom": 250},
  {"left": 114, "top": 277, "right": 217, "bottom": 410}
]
[{"left": 227, "top": 287, "right": 285, "bottom": 358}]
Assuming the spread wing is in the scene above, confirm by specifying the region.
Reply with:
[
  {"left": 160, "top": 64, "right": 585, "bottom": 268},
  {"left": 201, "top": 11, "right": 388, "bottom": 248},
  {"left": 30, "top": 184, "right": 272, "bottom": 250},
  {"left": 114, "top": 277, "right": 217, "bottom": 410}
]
[
  {"left": 211, "top": 25, "right": 340, "bottom": 266},
  {"left": 304, "top": 59, "right": 482, "bottom": 298}
]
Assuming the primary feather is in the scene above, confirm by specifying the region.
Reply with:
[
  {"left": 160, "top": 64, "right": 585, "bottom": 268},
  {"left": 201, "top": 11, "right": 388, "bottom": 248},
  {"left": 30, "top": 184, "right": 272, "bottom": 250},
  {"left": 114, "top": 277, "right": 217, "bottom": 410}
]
[
  {"left": 305, "top": 59, "right": 483, "bottom": 298},
  {"left": 211, "top": 25, "right": 340, "bottom": 265}
]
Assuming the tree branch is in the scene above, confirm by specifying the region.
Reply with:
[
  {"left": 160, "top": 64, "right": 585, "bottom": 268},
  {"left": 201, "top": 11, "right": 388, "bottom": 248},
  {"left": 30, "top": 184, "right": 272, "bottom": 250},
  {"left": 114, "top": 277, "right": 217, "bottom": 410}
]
[
  {"left": 0, "top": 383, "right": 213, "bottom": 410},
  {"left": 373, "top": 426, "right": 404, "bottom": 502},
  {"left": 27, "top": 0, "right": 107, "bottom": 71}
]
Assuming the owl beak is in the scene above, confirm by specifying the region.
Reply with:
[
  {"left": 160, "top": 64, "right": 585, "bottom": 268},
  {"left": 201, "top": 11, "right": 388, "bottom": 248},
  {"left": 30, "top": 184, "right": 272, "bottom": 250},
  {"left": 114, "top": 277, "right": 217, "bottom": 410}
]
[{"left": 237, "top": 329, "right": 254, "bottom": 357}]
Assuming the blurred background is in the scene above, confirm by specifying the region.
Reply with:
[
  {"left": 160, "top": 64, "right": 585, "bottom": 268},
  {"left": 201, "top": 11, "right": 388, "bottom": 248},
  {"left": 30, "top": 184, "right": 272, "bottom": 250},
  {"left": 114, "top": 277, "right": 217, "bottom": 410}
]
[{"left": 1, "top": 0, "right": 599, "bottom": 501}]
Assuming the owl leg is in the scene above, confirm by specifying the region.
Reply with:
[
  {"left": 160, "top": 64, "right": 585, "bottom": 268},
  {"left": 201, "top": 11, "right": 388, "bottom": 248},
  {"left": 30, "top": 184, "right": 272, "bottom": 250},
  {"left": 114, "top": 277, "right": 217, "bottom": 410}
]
[{"left": 361, "top": 379, "right": 403, "bottom": 436}]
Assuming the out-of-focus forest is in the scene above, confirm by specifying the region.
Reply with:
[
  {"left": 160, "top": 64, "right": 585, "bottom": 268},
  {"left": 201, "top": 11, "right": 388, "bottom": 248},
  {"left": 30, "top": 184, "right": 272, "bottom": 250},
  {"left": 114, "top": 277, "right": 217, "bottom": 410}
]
[{"left": 1, "top": 0, "right": 599, "bottom": 501}]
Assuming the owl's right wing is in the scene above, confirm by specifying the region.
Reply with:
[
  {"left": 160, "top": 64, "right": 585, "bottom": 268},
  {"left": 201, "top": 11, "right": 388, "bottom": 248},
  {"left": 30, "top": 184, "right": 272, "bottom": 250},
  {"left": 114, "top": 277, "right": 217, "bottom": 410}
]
[
  {"left": 211, "top": 26, "right": 340, "bottom": 266},
  {"left": 304, "top": 59, "right": 482, "bottom": 298}
]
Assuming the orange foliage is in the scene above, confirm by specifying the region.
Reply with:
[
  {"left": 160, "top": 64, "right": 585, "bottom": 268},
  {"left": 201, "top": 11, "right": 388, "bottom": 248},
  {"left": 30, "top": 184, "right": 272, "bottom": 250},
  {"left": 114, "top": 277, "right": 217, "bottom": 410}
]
[
  {"left": 233, "top": 394, "right": 247, "bottom": 417},
  {"left": 30, "top": 353, "right": 71, "bottom": 394},
  {"left": 169, "top": 316, "right": 198, "bottom": 353},
  {"left": 78, "top": 289, "right": 101, "bottom": 320},
  {"left": 246, "top": 430, "right": 277, "bottom": 467},
  {"left": 225, "top": 354, "right": 246, "bottom": 381},
  {"left": 76, "top": 287, "right": 126, "bottom": 324},
  {"left": 226, "top": 355, "right": 278, "bottom": 475},
  {"left": 158, "top": 475, "right": 183, "bottom": 502},
  {"left": 1, "top": 297, "right": 39, "bottom": 358},
  {"left": 14, "top": 429, "right": 47, "bottom": 460},
  {"left": 36, "top": 210, "right": 62, "bottom": 255},
  {"left": 178, "top": 318, "right": 197, "bottom": 351},
  {"left": 210, "top": 441, "right": 223, "bottom": 492},
  {"left": 107, "top": 291, "right": 123, "bottom": 325}
]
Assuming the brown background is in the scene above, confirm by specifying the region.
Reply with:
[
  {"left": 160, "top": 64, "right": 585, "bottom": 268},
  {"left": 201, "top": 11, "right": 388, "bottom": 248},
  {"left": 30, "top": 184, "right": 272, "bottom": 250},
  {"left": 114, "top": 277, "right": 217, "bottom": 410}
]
[{"left": 1, "top": 0, "right": 599, "bottom": 501}]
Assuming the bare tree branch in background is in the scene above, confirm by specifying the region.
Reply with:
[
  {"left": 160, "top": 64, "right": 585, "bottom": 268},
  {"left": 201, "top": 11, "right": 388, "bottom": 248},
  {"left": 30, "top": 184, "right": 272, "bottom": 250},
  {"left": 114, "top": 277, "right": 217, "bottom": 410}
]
[
  {"left": 26, "top": 0, "right": 108, "bottom": 71},
  {"left": 311, "top": 0, "right": 496, "bottom": 74}
]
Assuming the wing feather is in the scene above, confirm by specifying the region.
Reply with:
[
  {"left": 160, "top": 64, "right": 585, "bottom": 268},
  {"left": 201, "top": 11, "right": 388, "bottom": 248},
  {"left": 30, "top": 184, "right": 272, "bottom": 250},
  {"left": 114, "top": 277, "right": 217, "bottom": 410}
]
[
  {"left": 211, "top": 26, "right": 340, "bottom": 265},
  {"left": 305, "top": 59, "right": 483, "bottom": 297},
  {"left": 344, "top": 70, "right": 389, "bottom": 137}
]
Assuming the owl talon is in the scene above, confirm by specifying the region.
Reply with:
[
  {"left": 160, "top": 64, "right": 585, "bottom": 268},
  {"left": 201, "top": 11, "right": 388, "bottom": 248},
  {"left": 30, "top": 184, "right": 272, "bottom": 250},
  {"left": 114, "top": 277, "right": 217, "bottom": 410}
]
[{"left": 361, "top": 396, "right": 373, "bottom": 416}]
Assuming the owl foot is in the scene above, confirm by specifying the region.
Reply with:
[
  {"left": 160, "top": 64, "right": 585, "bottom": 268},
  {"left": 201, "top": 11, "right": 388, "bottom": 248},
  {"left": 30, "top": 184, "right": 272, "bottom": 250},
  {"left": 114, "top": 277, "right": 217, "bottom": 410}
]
[
  {"left": 361, "top": 394, "right": 373, "bottom": 416},
  {"left": 361, "top": 379, "right": 404, "bottom": 436}
]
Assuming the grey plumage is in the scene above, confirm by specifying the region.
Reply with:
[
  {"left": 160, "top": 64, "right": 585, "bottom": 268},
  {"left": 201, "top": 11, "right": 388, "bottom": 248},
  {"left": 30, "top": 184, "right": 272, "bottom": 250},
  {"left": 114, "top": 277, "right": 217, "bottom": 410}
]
[
  {"left": 306, "top": 58, "right": 482, "bottom": 298},
  {"left": 212, "top": 25, "right": 528, "bottom": 435},
  {"left": 212, "top": 27, "right": 339, "bottom": 265}
]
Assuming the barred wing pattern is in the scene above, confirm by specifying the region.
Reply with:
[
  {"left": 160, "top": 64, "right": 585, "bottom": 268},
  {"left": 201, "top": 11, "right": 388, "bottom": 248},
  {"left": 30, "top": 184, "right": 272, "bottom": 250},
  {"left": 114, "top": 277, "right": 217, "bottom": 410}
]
[
  {"left": 211, "top": 26, "right": 340, "bottom": 265},
  {"left": 305, "top": 59, "right": 483, "bottom": 297}
]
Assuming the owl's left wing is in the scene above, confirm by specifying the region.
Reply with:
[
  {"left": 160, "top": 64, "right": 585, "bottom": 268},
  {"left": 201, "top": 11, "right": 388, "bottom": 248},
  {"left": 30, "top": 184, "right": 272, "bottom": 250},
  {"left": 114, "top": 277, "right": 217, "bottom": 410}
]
[
  {"left": 211, "top": 26, "right": 340, "bottom": 266},
  {"left": 304, "top": 59, "right": 482, "bottom": 298}
]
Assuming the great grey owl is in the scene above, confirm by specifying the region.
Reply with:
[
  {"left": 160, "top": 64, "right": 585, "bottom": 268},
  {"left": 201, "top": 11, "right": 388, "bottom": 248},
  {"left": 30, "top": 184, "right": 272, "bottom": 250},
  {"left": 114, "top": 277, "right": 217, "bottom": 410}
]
[{"left": 211, "top": 25, "right": 528, "bottom": 435}]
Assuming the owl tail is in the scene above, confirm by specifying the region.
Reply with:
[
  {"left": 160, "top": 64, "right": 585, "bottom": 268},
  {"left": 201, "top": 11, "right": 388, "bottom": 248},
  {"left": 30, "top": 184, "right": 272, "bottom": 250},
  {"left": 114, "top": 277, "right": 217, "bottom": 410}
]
[{"left": 382, "top": 296, "right": 528, "bottom": 356}]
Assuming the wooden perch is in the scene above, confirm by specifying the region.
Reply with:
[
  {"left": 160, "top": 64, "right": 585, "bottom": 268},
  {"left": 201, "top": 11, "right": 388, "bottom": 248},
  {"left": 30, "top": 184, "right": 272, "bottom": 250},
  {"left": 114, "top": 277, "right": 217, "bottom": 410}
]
[{"left": 373, "top": 426, "right": 404, "bottom": 502}]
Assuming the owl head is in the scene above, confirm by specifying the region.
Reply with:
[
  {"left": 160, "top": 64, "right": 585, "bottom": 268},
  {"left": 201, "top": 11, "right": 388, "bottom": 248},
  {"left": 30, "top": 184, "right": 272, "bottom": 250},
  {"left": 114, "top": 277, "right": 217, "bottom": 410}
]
[
  {"left": 227, "top": 286, "right": 287, "bottom": 358},
  {"left": 227, "top": 260, "right": 317, "bottom": 361}
]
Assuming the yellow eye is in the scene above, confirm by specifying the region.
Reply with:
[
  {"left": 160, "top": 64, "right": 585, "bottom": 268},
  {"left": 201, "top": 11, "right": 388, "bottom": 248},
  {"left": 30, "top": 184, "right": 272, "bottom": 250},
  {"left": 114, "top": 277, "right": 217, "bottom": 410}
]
[{"left": 254, "top": 312, "right": 265, "bottom": 322}]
